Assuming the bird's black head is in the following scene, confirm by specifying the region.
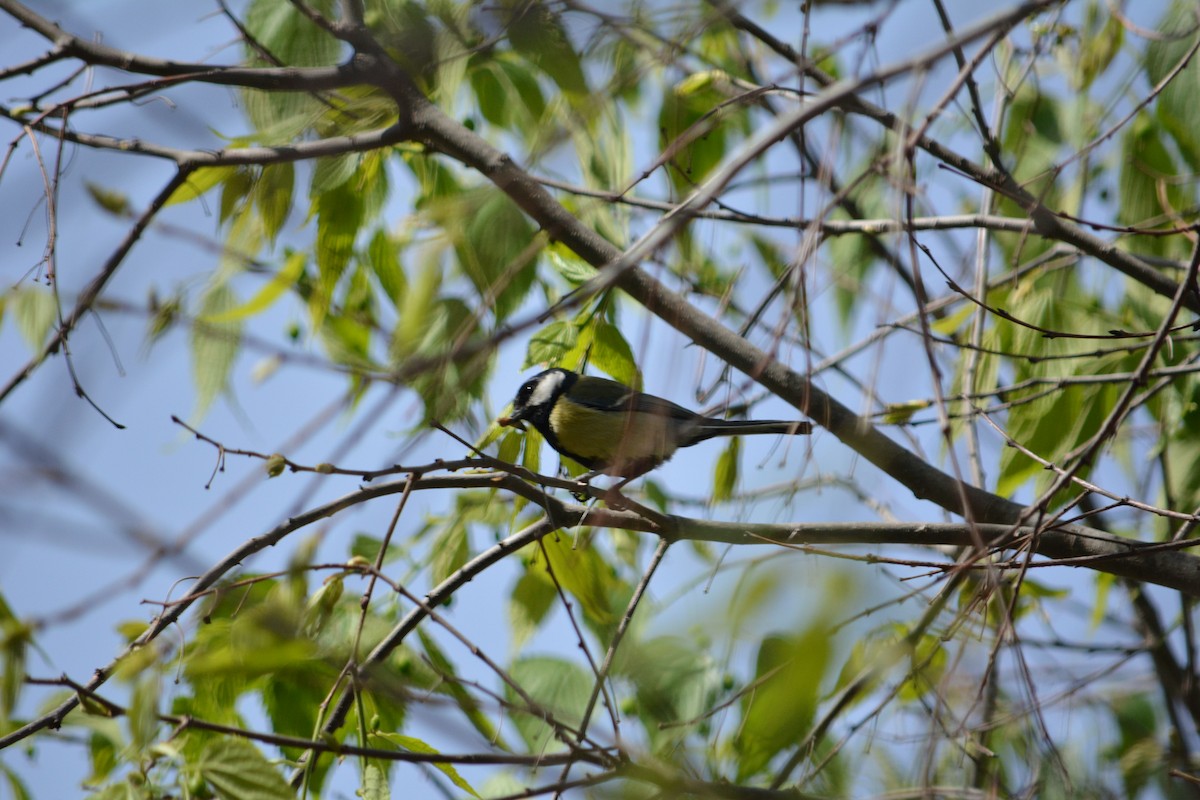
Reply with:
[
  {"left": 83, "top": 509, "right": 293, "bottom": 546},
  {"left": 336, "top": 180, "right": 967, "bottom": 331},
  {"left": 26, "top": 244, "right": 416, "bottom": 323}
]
[{"left": 500, "top": 368, "right": 576, "bottom": 431}]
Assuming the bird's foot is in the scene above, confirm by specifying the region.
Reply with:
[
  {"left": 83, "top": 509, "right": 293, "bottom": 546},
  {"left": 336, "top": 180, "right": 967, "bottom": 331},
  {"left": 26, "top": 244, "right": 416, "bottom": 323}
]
[{"left": 570, "top": 469, "right": 601, "bottom": 502}]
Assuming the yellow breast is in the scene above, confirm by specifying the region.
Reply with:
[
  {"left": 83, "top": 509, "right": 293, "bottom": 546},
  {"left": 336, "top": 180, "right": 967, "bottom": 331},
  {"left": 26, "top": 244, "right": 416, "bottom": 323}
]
[{"left": 550, "top": 401, "right": 679, "bottom": 474}]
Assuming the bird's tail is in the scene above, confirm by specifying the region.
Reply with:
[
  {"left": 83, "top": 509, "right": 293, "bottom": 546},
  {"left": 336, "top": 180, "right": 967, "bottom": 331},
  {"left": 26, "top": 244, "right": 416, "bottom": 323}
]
[{"left": 685, "top": 418, "right": 812, "bottom": 445}]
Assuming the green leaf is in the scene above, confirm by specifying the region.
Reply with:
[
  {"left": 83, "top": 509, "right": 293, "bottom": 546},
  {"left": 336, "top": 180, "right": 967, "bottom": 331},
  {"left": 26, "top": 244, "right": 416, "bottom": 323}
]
[
  {"left": 1003, "top": 87, "right": 1064, "bottom": 182},
  {"left": 361, "top": 762, "right": 390, "bottom": 800},
  {"left": 447, "top": 189, "right": 538, "bottom": 321},
  {"left": 896, "top": 631, "right": 947, "bottom": 702},
  {"left": 191, "top": 282, "right": 242, "bottom": 420},
  {"left": 1076, "top": 3, "right": 1123, "bottom": 91},
  {"left": 506, "top": 4, "right": 588, "bottom": 97},
  {"left": 87, "top": 781, "right": 151, "bottom": 800},
  {"left": 469, "top": 60, "right": 510, "bottom": 127},
  {"left": 197, "top": 738, "right": 295, "bottom": 800},
  {"left": 736, "top": 629, "right": 831, "bottom": 780},
  {"left": 166, "top": 166, "right": 238, "bottom": 207},
  {"left": 220, "top": 168, "right": 255, "bottom": 224},
  {"left": 243, "top": 0, "right": 340, "bottom": 67},
  {"left": 519, "top": 425, "right": 543, "bottom": 475},
  {"left": 318, "top": 312, "right": 373, "bottom": 370},
  {"left": 612, "top": 636, "right": 721, "bottom": 745},
  {"left": 0, "top": 593, "right": 31, "bottom": 722},
  {"left": 1164, "top": 433, "right": 1200, "bottom": 523},
  {"left": 1118, "top": 112, "right": 1188, "bottom": 258},
  {"left": 260, "top": 678, "right": 321, "bottom": 752},
  {"left": 470, "top": 54, "right": 549, "bottom": 132},
  {"left": 489, "top": 425, "right": 520, "bottom": 466},
  {"left": 658, "top": 70, "right": 733, "bottom": 189},
  {"left": 509, "top": 568, "right": 558, "bottom": 650},
  {"left": 11, "top": 286, "right": 55, "bottom": 351},
  {"left": 400, "top": 299, "right": 493, "bottom": 422},
  {"left": 430, "top": 517, "right": 470, "bottom": 586},
  {"left": 371, "top": 732, "right": 481, "bottom": 798},
  {"left": 824, "top": 223, "right": 876, "bottom": 328},
  {"left": 531, "top": 534, "right": 624, "bottom": 631},
  {"left": 589, "top": 322, "right": 639, "bottom": 388},
  {"left": 931, "top": 304, "right": 974, "bottom": 337},
  {"left": 254, "top": 162, "right": 294, "bottom": 242},
  {"left": 545, "top": 246, "right": 595, "bottom": 285},
  {"left": 998, "top": 381, "right": 1119, "bottom": 499},
  {"left": 506, "top": 656, "right": 591, "bottom": 752},
  {"left": 1, "top": 763, "right": 32, "bottom": 800},
  {"left": 350, "top": 533, "right": 386, "bottom": 563},
  {"left": 417, "top": 629, "right": 504, "bottom": 747},
  {"left": 1090, "top": 571, "right": 1115, "bottom": 632},
  {"left": 405, "top": 152, "right": 461, "bottom": 208},
  {"left": 712, "top": 437, "right": 739, "bottom": 504},
  {"left": 86, "top": 727, "right": 120, "bottom": 783},
  {"left": 880, "top": 400, "right": 931, "bottom": 426},
  {"left": 126, "top": 680, "right": 160, "bottom": 755},
  {"left": 115, "top": 619, "right": 148, "bottom": 643},
  {"left": 186, "top": 634, "right": 316, "bottom": 679},
  {"left": 497, "top": 55, "right": 547, "bottom": 124},
  {"left": 1105, "top": 693, "right": 1160, "bottom": 799},
  {"left": 357, "top": 150, "right": 391, "bottom": 222},
  {"left": 524, "top": 321, "right": 579, "bottom": 368},
  {"left": 1113, "top": 108, "right": 1190, "bottom": 260},
  {"left": 313, "top": 180, "right": 366, "bottom": 321},
  {"left": 392, "top": 251, "right": 441, "bottom": 361},
  {"left": 203, "top": 251, "right": 304, "bottom": 324},
  {"left": 311, "top": 153, "right": 360, "bottom": 194},
  {"left": 1145, "top": 0, "right": 1200, "bottom": 172},
  {"left": 85, "top": 181, "right": 130, "bottom": 216},
  {"left": 370, "top": 3, "right": 437, "bottom": 79},
  {"left": 366, "top": 228, "right": 407, "bottom": 307},
  {"left": 302, "top": 575, "right": 343, "bottom": 636}
]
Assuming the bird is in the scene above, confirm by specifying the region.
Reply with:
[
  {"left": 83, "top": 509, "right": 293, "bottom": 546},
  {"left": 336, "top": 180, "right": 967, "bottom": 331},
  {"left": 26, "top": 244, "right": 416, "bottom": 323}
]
[{"left": 498, "top": 368, "right": 812, "bottom": 480}]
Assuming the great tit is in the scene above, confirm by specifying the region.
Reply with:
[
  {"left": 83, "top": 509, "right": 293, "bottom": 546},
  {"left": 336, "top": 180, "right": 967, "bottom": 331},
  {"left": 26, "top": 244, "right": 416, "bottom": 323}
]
[{"left": 498, "top": 368, "right": 812, "bottom": 479}]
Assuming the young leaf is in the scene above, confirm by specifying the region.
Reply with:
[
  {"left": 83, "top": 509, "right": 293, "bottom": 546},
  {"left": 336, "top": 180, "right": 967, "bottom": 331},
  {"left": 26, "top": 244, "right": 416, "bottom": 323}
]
[
  {"left": 11, "top": 286, "right": 55, "bottom": 352},
  {"left": 509, "top": 568, "right": 558, "bottom": 650},
  {"left": 361, "top": 762, "right": 390, "bottom": 800},
  {"left": 453, "top": 189, "right": 538, "bottom": 321},
  {"left": 366, "top": 227, "right": 407, "bottom": 307},
  {"left": 253, "top": 162, "right": 294, "bottom": 242},
  {"left": 712, "top": 436, "right": 739, "bottom": 504},
  {"left": 506, "top": 655, "right": 591, "bottom": 752},
  {"left": 658, "top": 71, "right": 732, "bottom": 190},
  {"left": 545, "top": 247, "right": 595, "bottom": 285},
  {"left": 311, "top": 152, "right": 360, "bottom": 194},
  {"left": 191, "top": 283, "right": 242, "bottom": 420},
  {"left": 1145, "top": 0, "right": 1200, "bottom": 172},
  {"left": 371, "top": 732, "right": 481, "bottom": 798},
  {"left": 430, "top": 518, "right": 470, "bottom": 585},
  {"left": 243, "top": 0, "right": 341, "bottom": 67},
  {"left": 525, "top": 321, "right": 579, "bottom": 368},
  {"left": 314, "top": 181, "right": 366, "bottom": 312},
  {"left": 202, "top": 250, "right": 305, "bottom": 324},
  {"left": 736, "top": 628, "right": 831, "bottom": 780},
  {"left": 590, "top": 322, "right": 640, "bottom": 388},
  {"left": 165, "top": 166, "right": 238, "bottom": 207},
  {"left": 506, "top": 4, "right": 588, "bottom": 97},
  {"left": 197, "top": 738, "right": 295, "bottom": 800}
]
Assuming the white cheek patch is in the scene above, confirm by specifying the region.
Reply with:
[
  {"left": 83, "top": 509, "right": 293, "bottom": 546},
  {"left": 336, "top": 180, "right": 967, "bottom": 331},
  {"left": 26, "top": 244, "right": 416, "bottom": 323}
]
[{"left": 527, "top": 370, "right": 566, "bottom": 408}]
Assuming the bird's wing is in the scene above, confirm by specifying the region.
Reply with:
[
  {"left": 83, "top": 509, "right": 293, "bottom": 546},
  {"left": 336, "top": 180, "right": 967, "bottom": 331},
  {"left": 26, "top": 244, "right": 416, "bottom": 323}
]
[
  {"left": 571, "top": 376, "right": 698, "bottom": 421},
  {"left": 625, "top": 391, "right": 699, "bottom": 421}
]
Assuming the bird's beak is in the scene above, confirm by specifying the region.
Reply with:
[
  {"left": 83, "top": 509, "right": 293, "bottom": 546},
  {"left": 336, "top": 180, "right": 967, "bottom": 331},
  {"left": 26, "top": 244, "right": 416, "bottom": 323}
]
[{"left": 498, "top": 415, "right": 526, "bottom": 430}]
